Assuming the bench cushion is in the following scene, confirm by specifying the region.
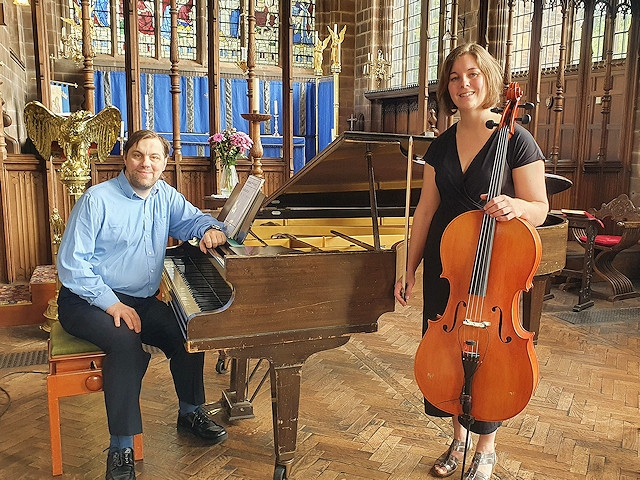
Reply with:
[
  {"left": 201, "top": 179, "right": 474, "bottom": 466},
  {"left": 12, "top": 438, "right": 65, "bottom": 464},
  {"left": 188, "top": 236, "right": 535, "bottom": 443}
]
[{"left": 50, "top": 321, "right": 102, "bottom": 357}]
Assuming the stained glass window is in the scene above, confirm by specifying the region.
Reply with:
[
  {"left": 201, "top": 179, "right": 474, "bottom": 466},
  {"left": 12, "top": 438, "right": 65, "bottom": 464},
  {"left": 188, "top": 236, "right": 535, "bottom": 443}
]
[
  {"left": 92, "top": 0, "right": 112, "bottom": 55},
  {"left": 219, "top": 1, "right": 315, "bottom": 69},
  {"left": 161, "top": 0, "right": 198, "bottom": 60}
]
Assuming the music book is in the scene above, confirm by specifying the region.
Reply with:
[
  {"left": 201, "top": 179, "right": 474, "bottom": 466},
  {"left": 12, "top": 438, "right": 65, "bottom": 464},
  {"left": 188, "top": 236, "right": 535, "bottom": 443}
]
[{"left": 217, "top": 175, "right": 266, "bottom": 243}]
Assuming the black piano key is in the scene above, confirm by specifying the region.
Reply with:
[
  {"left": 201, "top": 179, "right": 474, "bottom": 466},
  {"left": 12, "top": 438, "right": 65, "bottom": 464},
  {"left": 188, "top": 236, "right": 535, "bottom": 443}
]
[{"left": 165, "top": 245, "right": 233, "bottom": 312}]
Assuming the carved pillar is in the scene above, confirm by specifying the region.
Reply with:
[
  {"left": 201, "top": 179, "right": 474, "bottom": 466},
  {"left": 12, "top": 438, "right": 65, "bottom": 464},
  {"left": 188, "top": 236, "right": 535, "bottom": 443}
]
[
  {"left": 169, "top": 0, "right": 182, "bottom": 177},
  {"left": 81, "top": 0, "right": 95, "bottom": 113},
  {"left": 124, "top": 0, "right": 142, "bottom": 132},
  {"left": 31, "top": 0, "right": 51, "bottom": 108}
]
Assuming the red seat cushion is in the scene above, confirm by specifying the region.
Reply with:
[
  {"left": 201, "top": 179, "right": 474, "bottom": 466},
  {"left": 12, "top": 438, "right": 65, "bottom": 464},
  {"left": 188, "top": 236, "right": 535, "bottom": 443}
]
[{"left": 578, "top": 234, "right": 621, "bottom": 247}]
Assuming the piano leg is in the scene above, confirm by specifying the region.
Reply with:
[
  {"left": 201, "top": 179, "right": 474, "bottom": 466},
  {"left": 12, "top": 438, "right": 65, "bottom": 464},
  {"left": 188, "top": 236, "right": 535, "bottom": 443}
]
[
  {"left": 262, "top": 336, "right": 350, "bottom": 480},
  {"left": 269, "top": 363, "right": 302, "bottom": 479}
]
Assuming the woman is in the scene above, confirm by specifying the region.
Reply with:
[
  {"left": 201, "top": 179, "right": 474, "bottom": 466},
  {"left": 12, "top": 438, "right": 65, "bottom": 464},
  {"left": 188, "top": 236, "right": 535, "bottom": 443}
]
[{"left": 394, "top": 43, "right": 548, "bottom": 479}]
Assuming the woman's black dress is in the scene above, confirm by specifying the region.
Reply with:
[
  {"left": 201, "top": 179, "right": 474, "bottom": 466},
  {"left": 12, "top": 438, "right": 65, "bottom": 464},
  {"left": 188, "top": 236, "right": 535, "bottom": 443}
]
[{"left": 420, "top": 122, "right": 544, "bottom": 434}]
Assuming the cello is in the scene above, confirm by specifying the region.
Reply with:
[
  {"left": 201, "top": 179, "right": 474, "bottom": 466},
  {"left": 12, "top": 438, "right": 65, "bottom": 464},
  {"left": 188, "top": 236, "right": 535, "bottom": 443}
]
[{"left": 413, "top": 82, "right": 541, "bottom": 423}]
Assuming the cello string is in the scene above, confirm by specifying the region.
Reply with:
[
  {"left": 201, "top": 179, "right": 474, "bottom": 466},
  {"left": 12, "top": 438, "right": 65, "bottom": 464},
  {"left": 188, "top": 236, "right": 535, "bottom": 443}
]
[{"left": 470, "top": 124, "right": 509, "bottom": 348}]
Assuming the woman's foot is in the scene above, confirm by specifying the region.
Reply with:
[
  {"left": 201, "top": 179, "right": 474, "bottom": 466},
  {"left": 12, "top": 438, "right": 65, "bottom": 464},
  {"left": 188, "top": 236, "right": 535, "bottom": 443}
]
[
  {"left": 431, "top": 438, "right": 471, "bottom": 478},
  {"left": 463, "top": 451, "right": 496, "bottom": 480}
]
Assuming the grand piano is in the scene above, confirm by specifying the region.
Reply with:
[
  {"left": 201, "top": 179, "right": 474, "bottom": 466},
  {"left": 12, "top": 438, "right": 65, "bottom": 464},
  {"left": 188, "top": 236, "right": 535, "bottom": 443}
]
[{"left": 163, "top": 132, "right": 567, "bottom": 480}]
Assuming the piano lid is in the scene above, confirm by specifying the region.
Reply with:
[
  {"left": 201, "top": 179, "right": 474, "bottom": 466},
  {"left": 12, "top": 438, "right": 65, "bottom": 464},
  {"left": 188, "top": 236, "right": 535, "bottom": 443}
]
[{"left": 259, "top": 132, "right": 434, "bottom": 219}]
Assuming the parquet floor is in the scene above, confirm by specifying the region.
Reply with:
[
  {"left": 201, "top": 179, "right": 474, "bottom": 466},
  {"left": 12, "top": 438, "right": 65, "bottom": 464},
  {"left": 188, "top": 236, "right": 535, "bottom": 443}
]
[{"left": 0, "top": 276, "right": 639, "bottom": 479}]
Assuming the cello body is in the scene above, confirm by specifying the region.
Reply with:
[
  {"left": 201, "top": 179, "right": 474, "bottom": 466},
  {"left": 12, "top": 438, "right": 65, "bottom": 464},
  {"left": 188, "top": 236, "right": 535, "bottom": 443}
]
[{"left": 414, "top": 209, "right": 541, "bottom": 422}]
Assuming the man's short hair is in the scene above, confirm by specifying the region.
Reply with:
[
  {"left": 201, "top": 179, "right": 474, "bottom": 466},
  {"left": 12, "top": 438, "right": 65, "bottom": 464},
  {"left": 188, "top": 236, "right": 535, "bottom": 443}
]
[{"left": 123, "top": 130, "right": 171, "bottom": 157}]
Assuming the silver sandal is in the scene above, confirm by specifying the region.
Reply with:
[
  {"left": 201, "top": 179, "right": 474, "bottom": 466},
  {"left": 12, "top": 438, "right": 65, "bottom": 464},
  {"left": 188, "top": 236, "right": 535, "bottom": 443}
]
[
  {"left": 431, "top": 438, "right": 472, "bottom": 478},
  {"left": 463, "top": 451, "right": 496, "bottom": 480}
]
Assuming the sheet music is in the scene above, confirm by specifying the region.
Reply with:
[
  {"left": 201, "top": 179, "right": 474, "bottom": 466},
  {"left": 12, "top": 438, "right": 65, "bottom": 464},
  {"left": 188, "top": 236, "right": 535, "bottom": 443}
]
[{"left": 223, "top": 175, "right": 265, "bottom": 239}]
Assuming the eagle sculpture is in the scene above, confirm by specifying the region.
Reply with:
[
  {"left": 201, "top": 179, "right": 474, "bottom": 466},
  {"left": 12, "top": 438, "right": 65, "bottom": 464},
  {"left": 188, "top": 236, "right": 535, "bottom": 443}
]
[{"left": 24, "top": 101, "right": 121, "bottom": 164}]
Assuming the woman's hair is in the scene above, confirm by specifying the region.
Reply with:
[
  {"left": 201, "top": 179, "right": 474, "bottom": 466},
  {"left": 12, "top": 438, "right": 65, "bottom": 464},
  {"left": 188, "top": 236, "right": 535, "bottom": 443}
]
[
  {"left": 123, "top": 129, "right": 171, "bottom": 157},
  {"left": 436, "top": 43, "right": 504, "bottom": 116}
]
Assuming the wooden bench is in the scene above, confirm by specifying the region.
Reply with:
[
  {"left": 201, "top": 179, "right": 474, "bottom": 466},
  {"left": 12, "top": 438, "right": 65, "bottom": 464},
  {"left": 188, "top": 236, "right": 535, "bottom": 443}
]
[{"left": 47, "top": 321, "right": 143, "bottom": 475}]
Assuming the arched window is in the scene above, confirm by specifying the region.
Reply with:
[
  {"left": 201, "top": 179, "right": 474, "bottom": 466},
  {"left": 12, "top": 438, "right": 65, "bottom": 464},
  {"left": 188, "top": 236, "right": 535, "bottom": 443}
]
[
  {"left": 591, "top": 1, "right": 608, "bottom": 62},
  {"left": 612, "top": 1, "right": 632, "bottom": 60},
  {"left": 512, "top": 1, "right": 534, "bottom": 73},
  {"left": 390, "top": 0, "right": 422, "bottom": 87}
]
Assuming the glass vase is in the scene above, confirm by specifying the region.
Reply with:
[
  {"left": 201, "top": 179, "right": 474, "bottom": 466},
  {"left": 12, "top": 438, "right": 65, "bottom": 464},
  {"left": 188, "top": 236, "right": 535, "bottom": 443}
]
[{"left": 219, "top": 163, "right": 239, "bottom": 197}]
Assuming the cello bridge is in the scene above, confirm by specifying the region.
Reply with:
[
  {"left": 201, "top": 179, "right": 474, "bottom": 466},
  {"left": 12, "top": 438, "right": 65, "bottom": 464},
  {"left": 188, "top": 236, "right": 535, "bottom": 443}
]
[{"left": 463, "top": 319, "right": 491, "bottom": 328}]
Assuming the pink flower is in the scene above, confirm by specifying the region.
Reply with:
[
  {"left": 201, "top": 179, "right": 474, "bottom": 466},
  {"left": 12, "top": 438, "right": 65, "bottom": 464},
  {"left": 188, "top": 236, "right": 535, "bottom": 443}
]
[{"left": 208, "top": 128, "right": 253, "bottom": 166}]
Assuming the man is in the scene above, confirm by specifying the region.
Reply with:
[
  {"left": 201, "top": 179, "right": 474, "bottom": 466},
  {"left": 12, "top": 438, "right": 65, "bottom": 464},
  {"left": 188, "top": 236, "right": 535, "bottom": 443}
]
[{"left": 57, "top": 130, "right": 228, "bottom": 480}]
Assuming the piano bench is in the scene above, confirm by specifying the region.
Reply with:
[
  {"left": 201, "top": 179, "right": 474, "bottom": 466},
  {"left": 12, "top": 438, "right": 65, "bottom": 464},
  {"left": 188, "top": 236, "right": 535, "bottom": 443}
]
[{"left": 47, "top": 321, "right": 143, "bottom": 476}]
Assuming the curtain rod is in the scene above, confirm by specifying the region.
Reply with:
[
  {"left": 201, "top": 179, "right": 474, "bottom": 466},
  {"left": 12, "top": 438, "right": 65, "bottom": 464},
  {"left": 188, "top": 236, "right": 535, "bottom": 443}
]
[{"left": 51, "top": 80, "right": 78, "bottom": 88}]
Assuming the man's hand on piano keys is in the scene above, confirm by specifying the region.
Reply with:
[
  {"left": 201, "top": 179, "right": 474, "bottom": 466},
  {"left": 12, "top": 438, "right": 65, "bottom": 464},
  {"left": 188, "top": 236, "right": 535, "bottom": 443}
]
[
  {"left": 199, "top": 228, "right": 227, "bottom": 253},
  {"left": 106, "top": 301, "right": 142, "bottom": 333}
]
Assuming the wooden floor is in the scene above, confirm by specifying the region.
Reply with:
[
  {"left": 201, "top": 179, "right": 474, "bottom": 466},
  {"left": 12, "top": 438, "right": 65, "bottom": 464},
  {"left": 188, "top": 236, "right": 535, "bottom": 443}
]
[{"left": 0, "top": 278, "right": 639, "bottom": 479}]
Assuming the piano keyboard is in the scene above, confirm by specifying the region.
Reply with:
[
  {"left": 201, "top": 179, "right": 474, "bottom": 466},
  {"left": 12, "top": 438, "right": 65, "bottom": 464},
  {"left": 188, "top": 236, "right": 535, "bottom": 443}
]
[{"left": 163, "top": 244, "right": 234, "bottom": 337}]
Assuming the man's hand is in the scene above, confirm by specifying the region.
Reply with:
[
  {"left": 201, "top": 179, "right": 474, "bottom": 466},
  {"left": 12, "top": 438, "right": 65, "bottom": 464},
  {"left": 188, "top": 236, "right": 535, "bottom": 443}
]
[
  {"left": 199, "top": 227, "right": 227, "bottom": 253},
  {"left": 106, "top": 301, "right": 141, "bottom": 333}
]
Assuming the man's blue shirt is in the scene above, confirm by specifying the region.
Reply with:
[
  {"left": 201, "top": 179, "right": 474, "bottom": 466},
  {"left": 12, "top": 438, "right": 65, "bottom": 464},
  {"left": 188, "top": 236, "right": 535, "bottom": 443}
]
[{"left": 57, "top": 170, "right": 224, "bottom": 310}]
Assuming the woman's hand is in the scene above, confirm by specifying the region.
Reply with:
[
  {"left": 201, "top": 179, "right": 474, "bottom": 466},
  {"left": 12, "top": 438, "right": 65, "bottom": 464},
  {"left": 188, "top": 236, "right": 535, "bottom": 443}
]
[
  {"left": 394, "top": 272, "right": 416, "bottom": 307},
  {"left": 481, "top": 193, "right": 522, "bottom": 221}
]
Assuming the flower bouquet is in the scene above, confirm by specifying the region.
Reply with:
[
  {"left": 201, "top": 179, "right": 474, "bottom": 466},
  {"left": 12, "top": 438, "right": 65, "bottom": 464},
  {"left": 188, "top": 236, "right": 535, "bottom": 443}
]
[{"left": 208, "top": 128, "right": 253, "bottom": 196}]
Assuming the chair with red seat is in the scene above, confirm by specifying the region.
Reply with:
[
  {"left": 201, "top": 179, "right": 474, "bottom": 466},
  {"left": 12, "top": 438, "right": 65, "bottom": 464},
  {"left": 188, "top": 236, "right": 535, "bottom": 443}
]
[{"left": 562, "top": 194, "right": 640, "bottom": 306}]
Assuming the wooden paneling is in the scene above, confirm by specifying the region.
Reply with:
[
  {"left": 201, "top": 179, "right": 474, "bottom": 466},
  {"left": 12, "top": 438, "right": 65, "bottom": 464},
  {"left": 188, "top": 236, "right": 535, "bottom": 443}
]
[
  {"left": 0, "top": 153, "right": 288, "bottom": 284},
  {"left": 0, "top": 154, "right": 50, "bottom": 282}
]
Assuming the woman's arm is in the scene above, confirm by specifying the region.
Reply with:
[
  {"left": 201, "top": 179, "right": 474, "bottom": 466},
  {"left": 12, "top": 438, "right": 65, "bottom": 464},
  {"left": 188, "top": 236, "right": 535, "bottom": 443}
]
[
  {"left": 394, "top": 164, "right": 440, "bottom": 305},
  {"left": 483, "top": 160, "right": 549, "bottom": 227}
]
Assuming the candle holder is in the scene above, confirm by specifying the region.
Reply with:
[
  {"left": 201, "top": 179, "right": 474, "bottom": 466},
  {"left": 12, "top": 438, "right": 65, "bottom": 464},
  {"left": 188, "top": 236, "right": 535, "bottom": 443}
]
[
  {"left": 272, "top": 112, "right": 280, "bottom": 136},
  {"left": 241, "top": 112, "right": 271, "bottom": 179},
  {"left": 364, "top": 49, "right": 393, "bottom": 88}
]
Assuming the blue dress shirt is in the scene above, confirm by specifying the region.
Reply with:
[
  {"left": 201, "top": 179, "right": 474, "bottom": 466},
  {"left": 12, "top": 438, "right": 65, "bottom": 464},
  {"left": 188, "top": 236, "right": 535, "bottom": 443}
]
[{"left": 57, "top": 170, "right": 224, "bottom": 311}]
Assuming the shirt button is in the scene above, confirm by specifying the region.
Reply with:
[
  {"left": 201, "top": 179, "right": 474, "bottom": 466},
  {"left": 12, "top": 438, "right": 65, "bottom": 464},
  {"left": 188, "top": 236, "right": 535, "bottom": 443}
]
[{"left": 148, "top": 251, "right": 153, "bottom": 255}]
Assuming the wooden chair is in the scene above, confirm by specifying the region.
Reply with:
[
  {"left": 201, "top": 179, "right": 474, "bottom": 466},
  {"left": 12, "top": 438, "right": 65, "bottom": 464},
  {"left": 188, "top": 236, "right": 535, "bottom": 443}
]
[
  {"left": 562, "top": 194, "right": 640, "bottom": 305},
  {"left": 47, "top": 321, "right": 143, "bottom": 476}
]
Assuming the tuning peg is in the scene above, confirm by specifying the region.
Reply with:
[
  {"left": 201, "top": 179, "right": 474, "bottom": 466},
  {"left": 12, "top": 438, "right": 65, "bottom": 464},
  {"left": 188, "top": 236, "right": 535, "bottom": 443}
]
[
  {"left": 485, "top": 119, "right": 499, "bottom": 129},
  {"left": 490, "top": 107, "right": 503, "bottom": 114},
  {"left": 517, "top": 114, "right": 532, "bottom": 125},
  {"left": 519, "top": 102, "right": 535, "bottom": 110}
]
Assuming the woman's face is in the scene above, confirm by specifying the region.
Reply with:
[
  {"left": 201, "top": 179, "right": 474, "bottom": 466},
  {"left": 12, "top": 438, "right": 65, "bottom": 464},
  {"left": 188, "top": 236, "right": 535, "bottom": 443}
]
[{"left": 447, "top": 53, "right": 487, "bottom": 113}]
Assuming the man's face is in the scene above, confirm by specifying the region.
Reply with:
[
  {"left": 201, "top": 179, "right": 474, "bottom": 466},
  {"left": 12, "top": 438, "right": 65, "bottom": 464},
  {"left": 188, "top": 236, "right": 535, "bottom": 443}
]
[{"left": 123, "top": 137, "right": 168, "bottom": 195}]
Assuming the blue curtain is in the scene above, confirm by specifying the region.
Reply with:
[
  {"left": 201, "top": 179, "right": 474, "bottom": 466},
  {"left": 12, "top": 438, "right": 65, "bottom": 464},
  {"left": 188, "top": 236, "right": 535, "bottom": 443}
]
[{"left": 94, "top": 71, "right": 333, "bottom": 168}]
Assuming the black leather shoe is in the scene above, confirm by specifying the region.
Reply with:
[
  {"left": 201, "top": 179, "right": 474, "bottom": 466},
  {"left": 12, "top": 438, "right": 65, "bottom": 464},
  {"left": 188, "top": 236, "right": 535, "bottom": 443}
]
[
  {"left": 177, "top": 406, "right": 229, "bottom": 444},
  {"left": 105, "top": 447, "right": 135, "bottom": 480}
]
